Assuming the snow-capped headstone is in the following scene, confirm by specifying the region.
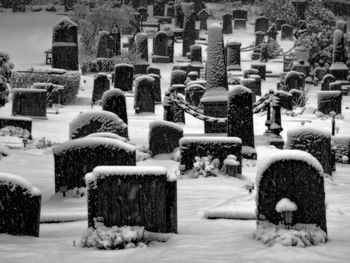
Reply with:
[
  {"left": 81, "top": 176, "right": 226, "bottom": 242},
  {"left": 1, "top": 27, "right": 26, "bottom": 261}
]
[
  {"left": 254, "top": 16, "right": 269, "bottom": 33},
  {"left": 281, "top": 24, "right": 293, "bottom": 40},
  {"left": 198, "top": 9, "right": 209, "bottom": 30},
  {"left": 222, "top": 13, "right": 233, "bottom": 34},
  {"left": 101, "top": 89, "right": 128, "bottom": 124},
  {"left": 286, "top": 127, "right": 333, "bottom": 175},
  {"left": 171, "top": 70, "right": 187, "bottom": 86},
  {"left": 185, "top": 84, "right": 205, "bottom": 107},
  {"left": 255, "top": 149, "right": 327, "bottom": 238},
  {"left": 317, "top": 90, "right": 342, "bottom": 115},
  {"left": 86, "top": 165, "right": 177, "bottom": 233},
  {"left": 147, "top": 66, "right": 161, "bottom": 76},
  {"left": 134, "top": 76, "right": 155, "bottom": 113},
  {"left": 148, "top": 73, "right": 162, "bottom": 104},
  {"left": 113, "top": 63, "right": 134, "bottom": 91},
  {"left": 92, "top": 73, "right": 110, "bottom": 105},
  {"left": 149, "top": 120, "right": 183, "bottom": 156},
  {"left": 69, "top": 110, "right": 128, "bottom": 140},
  {"left": 0, "top": 172, "right": 41, "bottom": 237},
  {"left": 190, "top": 44, "right": 202, "bottom": 66},
  {"left": 135, "top": 32, "right": 149, "bottom": 62},
  {"left": 152, "top": 31, "right": 169, "bottom": 63},
  {"left": 226, "top": 41, "right": 242, "bottom": 71},
  {"left": 240, "top": 78, "right": 258, "bottom": 102},
  {"left": 12, "top": 88, "right": 47, "bottom": 118},
  {"left": 53, "top": 137, "right": 136, "bottom": 192},
  {"left": 314, "top": 67, "right": 327, "bottom": 82}
]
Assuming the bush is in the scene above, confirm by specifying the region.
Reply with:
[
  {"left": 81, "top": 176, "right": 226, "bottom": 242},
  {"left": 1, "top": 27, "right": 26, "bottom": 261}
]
[{"left": 10, "top": 71, "right": 80, "bottom": 105}]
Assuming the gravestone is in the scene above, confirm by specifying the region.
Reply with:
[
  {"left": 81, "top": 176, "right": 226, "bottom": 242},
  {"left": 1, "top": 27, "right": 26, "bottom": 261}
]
[
  {"left": 148, "top": 73, "right": 162, "bottom": 104},
  {"left": 134, "top": 76, "right": 155, "bottom": 113},
  {"left": 163, "top": 91, "right": 185, "bottom": 123},
  {"left": 69, "top": 111, "right": 127, "bottom": 139},
  {"left": 281, "top": 24, "right": 293, "bottom": 40},
  {"left": 254, "top": 16, "right": 269, "bottom": 33},
  {"left": 232, "top": 9, "right": 247, "bottom": 20},
  {"left": 249, "top": 74, "right": 262, "bottom": 96},
  {"left": 12, "top": 89, "right": 47, "bottom": 118},
  {"left": 53, "top": 137, "right": 136, "bottom": 192},
  {"left": 0, "top": 116, "right": 33, "bottom": 139},
  {"left": 149, "top": 120, "right": 183, "bottom": 155},
  {"left": 251, "top": 64, "right": 266, "bottom": 80},
  {"left": 182, "top": 3, "right": 196, "bottom": 57},
  {"left": 284, "top": 71, "right": 304, "bottom": 91},
  {"left": 201, "top": 24, "right": 228, "bottom": 133},
  {"left": 243, "top": 68, "right": 259, "bottom": 78},
  {"left": 96, "top": 31, "right": 112, "bottom": 58},
  {"left": 133, "top": 62, "right": 150, "bottom": 75},
  {"left": 317, "top": 91, "right": 342, "bottom": 114},
  {"left": 152, "top": 31, "right": 169, "bottom": 63},
  {"left": 114, "top": 63, "right": 134, "bottom": 91},
  {"left": 329, "top": 81, "right": 342, "bottom": 91},
  {"left": 286, "top": 127, "right": 332, "bottom": 175},
  {"left": 166, "top": 5, "right": 175, "bottom": 18},
  {"left": 321, "top": 74, "right": 336, "bottom": 91},
  {"left": 330, "top": 29, "right": 349, "bottom": 80},
  {"left": 332, "top": 136, "right": 350, "bottom": 163},
  {"left": 137, "top": 7, "right": 148, "bottom": 21},
  {"left": 0, "top": 173, "right": 41, "bottom": 237},
  {"left": 266, "top": 24, "right": 278, "bottom": 41},
  {"left": 226, "top": 42, "right": 241, "bottom": 71},
  {"left": 198, "top": 9, "right": 209, "bottom": 30},
  {"left": 86, "top": 166, "right": 177, "bottom": 233},
  {"left": 147, "top": 66, "right": 161, "bottom": 76},
  {"left": 92, "top": 73, "right": 110, "bottom": 104},
  {"left": 185, "top": 84, "right": 205, "bottom": 106},
  {"left": 256, "top": 150, "right": 327, "bottom": 235},
  {"left": 110, "top": 26, "right": 121, "bottom": 56},
  {"left": 52, "top": 18, "right": 79, "bottom": 70},
  {"left": 171, "top": 70, "right": 187, "bottom": 86},
  {"left": 291, "top": 60, "right": 310, "bottom": 77},
  {"left": 165, "top": 29, "right": 175, "bottom": 63},
  {"left": 135, "top": 32, "right": 149, "bottom": 62},
  {"left": 227, "top": 85, "right": 254, "bottom": 148},
  {"left": 174, "top": 4, "right": 184, "bottom": 28},
  {"left": 190, "top": 44, "right": 202, "bottom": 66},
  {"left": 222, "top": 13, "right": 233, "bottom": 34},
  {"left": 240, "top": 78, "right": 258, "bottom": 102},
  {"left": 188, "top": 71, "right": 199, "bottom": 81},
  {"left": 101, "top": 89, "right": 128, "bottom": 124},
  {"left": 154, "top": 0, "right": 166, "bottom": 17},
  {"left": 276, "top": 18, "right": 286, "bottom": 30}
]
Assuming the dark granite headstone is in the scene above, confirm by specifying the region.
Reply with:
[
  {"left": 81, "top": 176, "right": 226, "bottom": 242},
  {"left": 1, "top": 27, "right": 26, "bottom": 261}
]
[
  {"left": 92, "top": 73, "right": 110, "bottom": 104},
  {"left": 317, "top": 91, "right": 342, "bottom": 114},
  {"left": 148, "top": 73, "right": 162, "bottom": 103},
  {"left": 114, "top": 63, "right": 134, "bottom": 91},
  {"left": 134, "top": 76, "right": 155, "bottom": 113},
  {"left": 101, "top": 89, "right": 128, "bottom": 124},
  {"left": 254, "top": 16, "right": 269, "bottom": 33},
  {"left": 12, "top": 89, "right": 47, "bottom": 118},
  {"left": 198, "top": 9, "right": 209, "bottom": 30},
  {"left": 222, "top": 13, "right": 233, "bottom": 34},
  {"left": 135, "top": 32, "right": 149, "bottom": 62}
]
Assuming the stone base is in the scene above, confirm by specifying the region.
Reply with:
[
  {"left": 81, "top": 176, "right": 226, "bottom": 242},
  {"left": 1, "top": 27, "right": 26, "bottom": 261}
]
[{"left": 152, "top": 55, "right": 170, "bottom": 63}]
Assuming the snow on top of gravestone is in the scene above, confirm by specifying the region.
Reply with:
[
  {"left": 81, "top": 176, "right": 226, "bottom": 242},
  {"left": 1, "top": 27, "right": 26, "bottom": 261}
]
[
  {"left": 135, "top": 75, "right": 154, "bottom": 85},
  {"left": 114, "top": 63, "right": 134, "bottom": 69},
  {"left": 0, "top": 116, "right": 32, "bottom": 121},
  {"left": 256, "top": 149, "right": 324, "bottom": 190},
  {"left": 228, "top": 85, "right": 252, "bottom": 98},
  {"left": 12, "top": 88, "right": 46, "bottom": 93},
  {"left": 317, "top": 90, "right": 342, "bottom": 98},
  {"left": 275, "top": 198, "right": 297, "bottom": 213},
  {"left": 180, "top": 136, "right": 242, "bottom": 144},
  {"left": 0, "top": 172, "right": 41, "bottom": 196},
  {"left": 55, "top": 17, "right": 78, "bottom": 27},
  {"left": 86, "top": 132, "right": 129, "bottom": 142},
  {"left": 52, "top": 137, "right": 136, "bottom": 155},
  {"left": 287, "top": 126, "right": 331, "bottom": 138},
  {"left": 149, "top": 120, "right": 184, "bottom": 131},
  {"left": 85, "top": 166, "right": 168, "bottom": 184}
]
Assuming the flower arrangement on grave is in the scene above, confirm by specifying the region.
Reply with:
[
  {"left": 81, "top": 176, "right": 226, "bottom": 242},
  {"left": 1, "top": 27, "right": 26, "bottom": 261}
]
[
  {"left": 0, "top": 126, "right": 30, "bottom": 139},
  {"left": 192, "top": 154, "right": 239, "bottom": 178},
  {"left": 80, "top": 217, "right": 170, "bottom": 250}
]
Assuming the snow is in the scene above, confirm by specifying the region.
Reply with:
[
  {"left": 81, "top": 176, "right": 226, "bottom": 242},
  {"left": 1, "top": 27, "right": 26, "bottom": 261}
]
[
  {"left": 12, "top": 88, "right": 46, "bottom": 93},
  {"left": 0, "top": 172, "right": 41, "bottom": 197},
  {"left": 149, "top": 120, "right": 183, "bottom": 131},
  {"left": 256, "top": 150, "right": 324, "bottom": 192},
  {"left": 275, "top": 198, "right": 298, "bottom": 213},
  {"left": 86, "top": 132, "right": 129, "bottom": 142},
  {"left": 287, "top": 126, "right": 331, "bottom": 138},
  {"left": 86, "top": 166, "right": 169, "bottom": 184},
  {"left": 180, "top": 136, "right": 242, "bottom": 144},
  {"left": 52, "top": 137, "right": 136, "bottom": 155},
  {"left": 0, "top": 116, "right": 32, "bottom": 121}
]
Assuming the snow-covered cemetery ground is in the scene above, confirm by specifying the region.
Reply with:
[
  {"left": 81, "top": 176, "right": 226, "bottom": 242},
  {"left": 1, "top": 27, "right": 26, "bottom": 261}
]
[{"left": 1, "top": 2, "right": 350, "bottom": 262}]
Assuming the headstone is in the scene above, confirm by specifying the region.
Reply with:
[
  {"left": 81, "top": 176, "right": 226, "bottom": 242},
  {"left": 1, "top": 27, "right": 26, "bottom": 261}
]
[
  {"left": 254, "top": 16, "right": 269, "bottom": 33},
  {"left": 198, "top": 9, "right": 209, "bottom": 30},
  {"left": 165, "top": 28, "right": 175, "bottom": 63},
  {"left": 154, "top": 0, "right": 166, "bottom": 17},
  {"left": 114, "top": 63, "right": 134, "bottom": 91},
  {"left": 137, "top": 7, "right": 148, "bottom": 21},
  {"left": 249, "top": 74, "right": 262, "bottom": 96},
  {"left": 134, "top": 76, "right": 155, "bottom": 113},
  {"left": 147, "top": 66, "right": 161, "bottom": 76},
  {"left": 0, "top": 116, "right": 33, "bottom": 139},
  {"left": 86, "top": 166, "right": 177, "bottom": 233},
  {"left": 317, "top": 91, "right": 342, "bottom": 114},
  {"left": 283, "top": 71, "right": 304, "bottom": 91},
  {"left": 110, "top": 26, "right": 121, "bottom": 56},
  {"left": 135, "top": 32, "right": 149, "bottom": 62},
  {"left": 0, "top": 173, "right": 41, "bottom": 237},
  {"left": 12, "top": 89, "right": 47, "bottom": 118},
  {"left": 53, "top": 137, "right": 136, "bottom": 192},
  {"left": 69, "top": 111, "right": 128, "bottom": 139},
  {"left": 201, "top": 24, "right": 228, "bottom": 133},
  {"left": 330, "top": 29, "right": 349, "bottom": 80},
  {"left": 96, "top": 31, "right": 112, "bottom": 58},
  {"left": 185, "top": 84, "right": 205, "bottom": 106},
  {"left": 240, "top": 78, "right": 258, "bottom": 102},
  {"left": 171, "top": 70, "right": 187, "bottom": 86},
  {"left": 222, "top": 13, "right": 233, "bottom": 34},
  {"left": 227, "top": 85, "right": 254, "bottom": 148},
  {"left": 255, "top": 31, "right": 266, "bottom": 47},
  {"left": 149, "top": 120, "right": 183, "bottom": 156},
  {"left": 226, "top": 42, "right": 241, "bottom": 71},
  {"left": 291, "top": 60, "right": 310, "bottom": 77},
  {"left": 321, "top": 74, "right": 336, "bottom": 91},
  {"left": 92, "top": 73, "right": 110, "bottom": 104},
  {"left": 286, "top": 127, "right": 332, "bottom": 175},
  {"left": 163, "top": 90, "right": 185, "bottom": 124},
  {"left": 148, "top": 73, "right": 162, "bottom": 103},
  {"left": 133, "top": 62, "right": 150, "bottom": 75},
  {"left": 255, "top": 150, "right": 327, "bottom": 237},
  {"left": 166, "top": 5, "right": 175, "bottom": 18},
  {"left": 232, "top": 9, "right": 247, "bottom": 20},
  {"left": 152, "top": 31, "right": 169, "bottom": 63},
  {"left": 182, "top": 3, "right": 196, "bottom": 57},
  {"left": 251, "top": 64, "right": 266, "bottom": 80},
  {"left": 190, "top": 44, "right": 202, "bottom": 65},
  {"left": 52, "top": 18, "right": 79, "bottom": 70},
  {"left": 101, "top": 89, "right": 128, "bottom": 124},
  {"left": 281, "top": 24, "right": 293, "bottom": 40},
  {"left": 188, "top": 71, "right": 199, "bottom": 81},
  {"left": 329, "top": 81, "right": 342, "bottom": 91}
]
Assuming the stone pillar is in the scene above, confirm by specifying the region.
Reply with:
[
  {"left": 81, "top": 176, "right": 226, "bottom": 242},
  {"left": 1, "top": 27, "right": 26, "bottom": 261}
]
[{"left": 182, "top": 3, "right": 196, "bottom": 57}]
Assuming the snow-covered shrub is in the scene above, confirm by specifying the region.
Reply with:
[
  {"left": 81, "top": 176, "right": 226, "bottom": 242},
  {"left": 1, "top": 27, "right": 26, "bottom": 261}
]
[
  {"left": 10, "top": 71, "right": 80, "bottom": 105},
  {"left": 149, "top": 121, "right": 183, "bottom": 156},
  {"left": 256, "top": 150, "right": 327, "bottom": 237},
  {"left": 179, "top": 137, "right": 242, "bottom": 174},
  {"left": 69, "top": 110, "right": 128, "bottom": 140},
  {"left": 286, "top": 127, "right": 332, "bottom": 175},
  {"left": 52, "top": 137, "right": 136, "bottom": 192},
  {"left": 85, "top": 166, "right": 177, "bottom": 233},
  {"left": 0, "top": 172, "right": 41, "bottom": 237},
  {"left": 80, "top": 217, "right": 171, "bottom": 250}
]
